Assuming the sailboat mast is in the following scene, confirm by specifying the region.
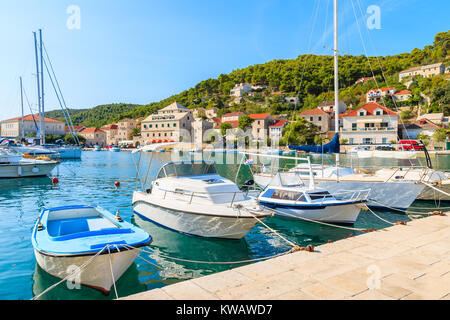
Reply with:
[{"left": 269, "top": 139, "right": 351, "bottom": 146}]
[
  {"left": 20, "top": 77, "right": 24, "bottom": 138},
  {"left": 39, "top": 29, "right": 45, "bottom": 145},
  {"left": 33, "top": 31, "right": 42, "bottom": 145},
  {"left": 334, "top": 0, "right": 340, "bottom": 165}
]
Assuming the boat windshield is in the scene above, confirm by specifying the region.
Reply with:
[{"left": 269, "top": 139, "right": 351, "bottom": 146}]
[{"left": 157, "top": 161, "right": 217, "bottom": 179}]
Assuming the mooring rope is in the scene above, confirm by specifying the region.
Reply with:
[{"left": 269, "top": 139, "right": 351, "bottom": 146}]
[
  {"left": 107, "top": 246, "right": 119, "bottom": 300},
  {"left": 368, "top": 198, "right": 450, "bottom": 215},
  {"left": 135, "top": 245, "right": 291, "bottom": 265},
  {"left": 31, "top": 244, "right": 108, "bottom": 300}
]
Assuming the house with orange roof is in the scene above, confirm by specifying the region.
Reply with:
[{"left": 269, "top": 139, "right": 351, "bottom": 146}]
[
  {"left": 366, "top": 87, "right": 396, "bottom": 103},
  {"left": 340, "top": 102, "right": 399, "bottom": 145},
  {"left": 0, "top": 114, "right": 65, "bottom": 137},
  {"left": 401, "top": 118, "right": 442, "bottom": 140},
  {"left": 102, "top": 124, "right": 119, "bottom": 145},
  {"left": 78, "top": 127, "right": 107, "bottom": 147},
  {"left": 249, "top": 113, "right": 272, "bottom": 140},
  {"left": 394, "top": 90, "right": 412, "bottom": 102},
  {"left": 355, "top": 76, "right": 375, "bottom": 84},
  {"left": 269, "top": 119, "right": 288, "bottom": 140},
  {"left": 222, "top": 112, "right": 244, "bottom": 122},
  {"left": 299, "top": 108, "right": 331, "bottom": 133}
]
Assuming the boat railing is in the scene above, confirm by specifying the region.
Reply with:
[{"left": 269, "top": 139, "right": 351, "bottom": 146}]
[
  {"left": 317, "top": 189, "right": 371, "bottom": 205},
  {"left": 154, "top": 186, "right": 263, "bottom": 207}
]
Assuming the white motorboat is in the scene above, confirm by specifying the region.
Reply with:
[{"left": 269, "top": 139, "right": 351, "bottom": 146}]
[
  {"left": 32, "top": 205, "right": 151, "bottom": 295},
  {"left": 43, "top": 144, "right": 82, "bottom": 159},
  {"left": 0, "top": 147, "right": 59, "bottom": 178},
  {"left": 253, "top": 159, "right": 450, "bottom": 209},
  {"left": 93, "top": 145, "right": 101, "bottom": 151},
  {"left": 257, "top": 173, "right": 369, "bottom": 224},
  {"left": 109, "top": 146, "right": 120, "bottom": 152},
  {"left": 132, "top": 159, "right": 271, "bottom": 239},
  {"left": 10, "top": 143, "right": 60, "bottom": 159}
]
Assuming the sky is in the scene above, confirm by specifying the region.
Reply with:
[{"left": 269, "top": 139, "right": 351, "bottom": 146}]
[{"left": 0, "top": 0, "right": 449, "bottom": 121}]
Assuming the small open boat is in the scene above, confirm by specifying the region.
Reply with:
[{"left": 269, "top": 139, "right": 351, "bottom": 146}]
[
  {"left": 31, "top": 205, "right": 151, "bottom": 295},
  {"left": 257, "top": 183, "right": 369, "bottom": 224}
]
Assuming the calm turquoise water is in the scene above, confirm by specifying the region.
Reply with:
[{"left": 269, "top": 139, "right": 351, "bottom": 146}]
[{"left": 0, "top": 151, "right": 448, "bottom": 300}]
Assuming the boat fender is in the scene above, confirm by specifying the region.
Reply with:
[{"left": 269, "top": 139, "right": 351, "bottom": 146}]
[
  {"left": 32, "top": 166, "right": 40, "bottom": 173},
  {"left": 114, "top": 181, "right": 120, "bottom": 188},
  {"left": 18, "top": 166, "right": 22, "bottom": 176},
  {"left": 115, "top": 210, "right": 123, "bottom": 222},
  {"left": 52, "top": 177, "right": 59, "bottom": 184}
]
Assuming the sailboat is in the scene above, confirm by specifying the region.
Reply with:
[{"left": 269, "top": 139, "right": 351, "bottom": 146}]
[{"left": 16, "top": 30, "right": 82, "bottom": 160}]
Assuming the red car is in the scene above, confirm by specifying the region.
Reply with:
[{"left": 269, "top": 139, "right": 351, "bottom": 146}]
[{"left": 398, "top": 140, "right": 424, "bottom": 151}]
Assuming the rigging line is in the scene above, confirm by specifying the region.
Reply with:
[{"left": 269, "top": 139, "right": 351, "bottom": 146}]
[
  {"left": 285, "top": 0, "right": 322, "bottom": 146},
  {"left": 22, "top": 87, "right": 39, "bottom": 131},
  {"left": 42, "top": 57, "right": 74, "bottom": 139},
  {"left": 349, "top": 0, "right": 415, "bottom": 166},
  {"left": 42, "top": 51, "right": 80, "bottom": 145},
  {"left": 292, "top": 0, "right": 322, "bottom": 116},
  {"left": 354, "top": 0, "right": 418, "bottom": 162}
]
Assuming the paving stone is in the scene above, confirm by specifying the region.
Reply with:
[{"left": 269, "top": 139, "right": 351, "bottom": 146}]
[
  {"left": 120, "top": 288, "right": 174, "bottom": 300},
  {"left": 162, "top": 281, "right": 218, "bottom": 300},
  {"left": 192, "top": 270, "right": 254, "bottom": 294},
  {"left": 351, "top": 289, "right": 393, "bottom": 300},
  {"left": 120, "top": 214, "right": 450, "bottom": 300},
  {"left": 301, "top": 282, "right": 350, "bottom": 299},
  {"left": 273, "top": 289, "right": 317, "bottom": 300}
]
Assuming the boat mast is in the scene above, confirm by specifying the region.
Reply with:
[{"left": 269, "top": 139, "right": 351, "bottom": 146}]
[
  {"left": 39, "top": 29, "right": 45, "bottom": 145},
  {"left": 333, "top": 0, "right": 340, "bottom": 180},
  {"left": 334, "top": 0, "right": 339, "bottom": 156},
  {"left": 20, "top": 77, "right": 24, "bottom": 138},
  {"left": 33, "top": 31, "right": 42, "bottom": 145}
]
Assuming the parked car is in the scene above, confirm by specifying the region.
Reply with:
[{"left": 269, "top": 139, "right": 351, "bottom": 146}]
[
  {"left": 398, "top": 140, "right": 424, "bottom": 151},
  {"left": 375, "top": 145, "right": 395, "bottom": 151}
]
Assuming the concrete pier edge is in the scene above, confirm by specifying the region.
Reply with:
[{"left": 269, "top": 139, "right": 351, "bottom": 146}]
[{"left": 121, "top": 213, "right": 450, "bottom": 300}]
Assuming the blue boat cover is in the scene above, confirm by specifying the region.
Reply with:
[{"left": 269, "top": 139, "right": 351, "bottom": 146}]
[
  {"left": 289, "top": 133, "right": 340, "bottom": 154},
  {"left": 32, "top": 205, "right": 151, "bottom": 256}
]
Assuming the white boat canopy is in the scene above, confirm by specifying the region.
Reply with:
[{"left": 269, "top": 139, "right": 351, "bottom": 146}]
[{"left": 132, "top": 142, "right": 179, "bottom": 153}]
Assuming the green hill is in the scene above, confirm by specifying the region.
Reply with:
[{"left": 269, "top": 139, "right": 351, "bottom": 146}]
[{"left": 45, "top": 30, "right": 450, "bottom": 127}]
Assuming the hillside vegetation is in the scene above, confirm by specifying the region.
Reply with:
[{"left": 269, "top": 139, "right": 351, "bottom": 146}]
[{"left": 45, "top": 31, "right": 450, "bottom": 128}]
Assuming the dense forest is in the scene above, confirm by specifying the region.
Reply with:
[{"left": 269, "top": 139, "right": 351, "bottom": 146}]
[{"left": 45, "top": 30, "right": 450, "bottom": 128}]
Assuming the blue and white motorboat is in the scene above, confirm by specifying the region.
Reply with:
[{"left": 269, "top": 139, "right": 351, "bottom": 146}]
[
  {"left": 109, "top": 146, "right": 120, "bottom": 152},
  {"left": 31, "top": 205, "right": 151, "bottom": 294},
  {"left": 93, "top": 145, "right": 101, "bottom": 151},
  {"left": 257, "top": 174, "right": 369, "bottom": 224}
]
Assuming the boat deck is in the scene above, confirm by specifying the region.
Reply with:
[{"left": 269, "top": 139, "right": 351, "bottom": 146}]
[{"left": 121, "top": 213, "right": 450, "bottom": 300}]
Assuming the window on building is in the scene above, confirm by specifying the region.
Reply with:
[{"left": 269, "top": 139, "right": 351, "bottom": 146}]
[
  {"left": 352, "top": 123, "right": 357, "bottom": 131},
  {"left": 318, "top": 117, "right": 322, "bottom": 121},
  {"left": 310, "top": 117, "right": 313, "bottom": 121}
]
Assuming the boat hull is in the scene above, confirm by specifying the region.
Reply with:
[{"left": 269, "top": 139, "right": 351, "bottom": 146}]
[
  {"left": 0, "top": 162, "right": 58, "bottom": 178},
  {"left": 417, "top": 182, "right": 450, "bottom": 201},
  {"left": 254, "top": 175, "right": 424, "bottom": 210},
  {"left": 133, "top": 196, "right": 261, "bottom": 239},
  {"left": 56, "top": 148, "right": 82, "bottom": 159},
  {"left": 33, "top": 248, "right": 139, "bottom": 295},
  {"left": 260, "top": 202, "right": 363, "bottom": 224}
]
